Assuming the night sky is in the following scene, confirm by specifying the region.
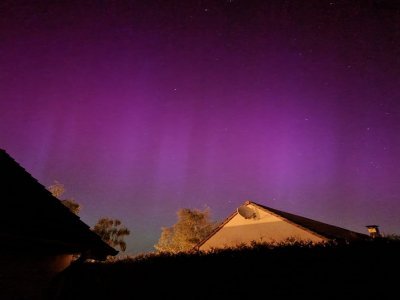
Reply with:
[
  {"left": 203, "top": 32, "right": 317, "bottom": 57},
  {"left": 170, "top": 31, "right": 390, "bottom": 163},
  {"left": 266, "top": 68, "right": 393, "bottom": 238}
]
[{"left": 1, "top": 0, "right": 400, "bottom": 254}]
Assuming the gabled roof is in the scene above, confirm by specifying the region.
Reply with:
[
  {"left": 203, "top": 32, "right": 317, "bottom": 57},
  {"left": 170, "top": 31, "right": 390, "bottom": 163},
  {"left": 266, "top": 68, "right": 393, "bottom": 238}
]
[
  {"left": 196, "top": 200, "right": 369, "bottom": 250},
  {"left": 252, "top": 201, "right": 368, "bottom": 241},
  {"left": 0, "top": 149, "right": 118, "bottom": 260}
]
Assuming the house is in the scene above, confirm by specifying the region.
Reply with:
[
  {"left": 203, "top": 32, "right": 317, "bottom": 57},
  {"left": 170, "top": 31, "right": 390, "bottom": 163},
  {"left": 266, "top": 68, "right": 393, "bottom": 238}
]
[
  {"left": 0, "top": 149, "right": 117, "bottom": 299},
  {"left": 195, "top": 200, "right": 369, "bottom": 251}
]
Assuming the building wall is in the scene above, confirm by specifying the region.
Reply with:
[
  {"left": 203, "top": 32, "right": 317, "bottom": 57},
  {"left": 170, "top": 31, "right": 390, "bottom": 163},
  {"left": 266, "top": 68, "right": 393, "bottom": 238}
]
[
  {"left": 0, "top": 253, "right": 74, "bottom": 300},
  {"left": 199, "top": 204, "right": 326, "bottom": 251}
]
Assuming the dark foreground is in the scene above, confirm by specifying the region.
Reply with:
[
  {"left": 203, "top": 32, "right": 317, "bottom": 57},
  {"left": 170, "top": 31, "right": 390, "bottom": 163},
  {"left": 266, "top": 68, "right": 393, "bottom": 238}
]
[{"left": 45, "top": 239, "right": 400, "bottom": 300}]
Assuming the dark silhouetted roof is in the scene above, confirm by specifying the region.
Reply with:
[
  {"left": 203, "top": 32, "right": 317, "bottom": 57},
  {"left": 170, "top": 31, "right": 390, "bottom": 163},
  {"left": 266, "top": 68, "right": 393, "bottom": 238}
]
[{"left": 0, "top": 149, "right": 118, "bottom": 260}]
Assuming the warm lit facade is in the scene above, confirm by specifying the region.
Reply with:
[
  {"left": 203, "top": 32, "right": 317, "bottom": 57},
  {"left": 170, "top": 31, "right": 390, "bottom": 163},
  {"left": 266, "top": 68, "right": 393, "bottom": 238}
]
[{"left": 196, "top": 201, "right": 368, "bottom": 251}]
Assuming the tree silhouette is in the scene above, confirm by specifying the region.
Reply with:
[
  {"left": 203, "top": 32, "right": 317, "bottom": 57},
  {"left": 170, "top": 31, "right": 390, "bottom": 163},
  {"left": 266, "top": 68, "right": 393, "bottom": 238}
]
[
  {"left": 47, "top": 180, "right": 81, "bottom": 215},
  {"left": 93, "top": 218, "right": 130, "bottom": 252},
  {"left": 48, "top": 181, "right": 130, "bottom": 252}
]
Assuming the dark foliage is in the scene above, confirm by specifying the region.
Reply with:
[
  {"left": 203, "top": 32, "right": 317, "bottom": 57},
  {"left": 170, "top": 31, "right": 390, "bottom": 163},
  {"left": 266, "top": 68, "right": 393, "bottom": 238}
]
[
  {"left": 45, "top": 238, "right": 400, "bottom": 300},
  {"left": 93, "top": 218, "right": 130, "bottom": 252}
]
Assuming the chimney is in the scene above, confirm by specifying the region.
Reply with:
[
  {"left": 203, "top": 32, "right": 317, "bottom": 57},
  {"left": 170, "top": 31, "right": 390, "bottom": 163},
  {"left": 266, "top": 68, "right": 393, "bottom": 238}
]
[{"left": 366, "top": 225, "right": 381, "bottom": 238}]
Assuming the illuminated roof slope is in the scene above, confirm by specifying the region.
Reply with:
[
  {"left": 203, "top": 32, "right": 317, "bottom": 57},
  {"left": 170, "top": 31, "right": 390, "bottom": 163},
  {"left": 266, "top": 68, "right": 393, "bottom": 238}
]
[
  {"left": 196, "top": 200, "right": 369, "bottom": 251},
  {"left": 0, "top": 149, "right": 118, "bottom": 260}
]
